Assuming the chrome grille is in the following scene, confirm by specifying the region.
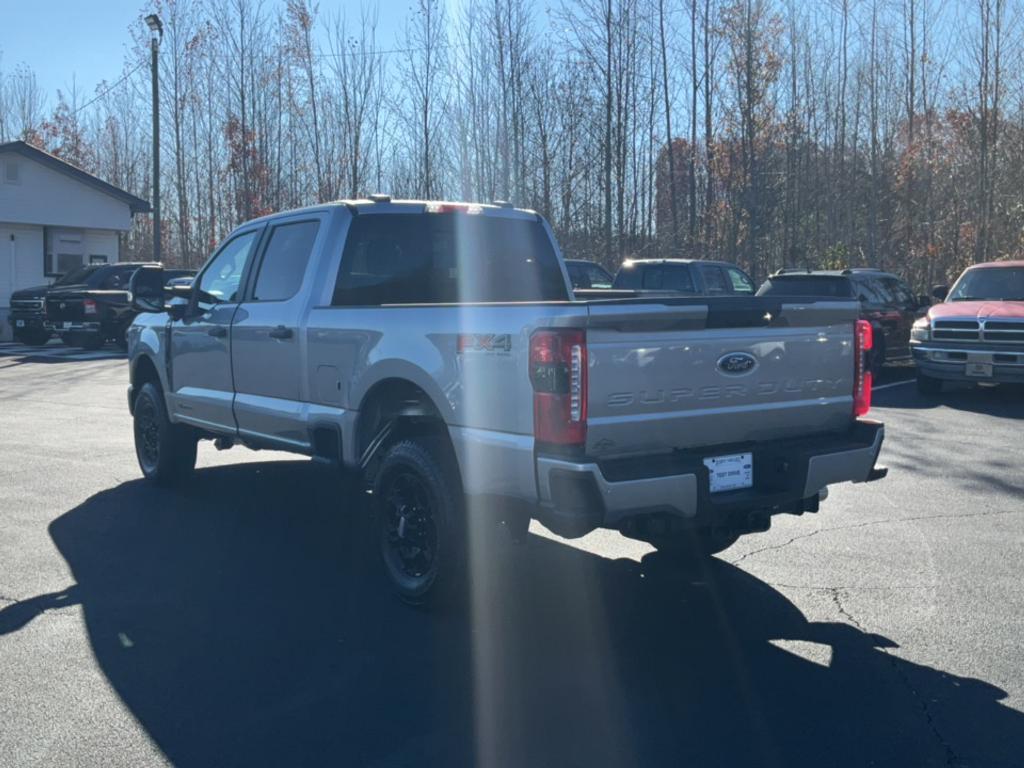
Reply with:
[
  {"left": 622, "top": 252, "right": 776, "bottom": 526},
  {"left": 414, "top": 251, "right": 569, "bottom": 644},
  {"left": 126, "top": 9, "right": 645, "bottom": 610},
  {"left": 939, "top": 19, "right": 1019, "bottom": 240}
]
[
  {"left": 11, "top": 299, "right": 44, "bottom": 313},
  {"left": 983, "top": 321, "right": 1024, "bottom": 343},
  {"left": 932, "top": 318, "right": 1024, "bottom": 344},
  {"left": 932, "top": 320, "right": 980, "bottom": 342}
]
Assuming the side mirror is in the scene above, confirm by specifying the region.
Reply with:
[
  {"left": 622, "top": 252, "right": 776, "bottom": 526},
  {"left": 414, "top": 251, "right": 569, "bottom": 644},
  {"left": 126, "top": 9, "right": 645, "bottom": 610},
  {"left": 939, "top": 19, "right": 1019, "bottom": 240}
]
[
  {"left": 166, "top": 296, "right": 189, "bottom": 321},
  {"left": 916, "top": 294, "right": 932, "bottom": 308},
  {"left": 931, "top": 284, "right": 949, "bottom": 301},
  {"left": 129, "top": 265, "right": 166, "bottom": 313}
]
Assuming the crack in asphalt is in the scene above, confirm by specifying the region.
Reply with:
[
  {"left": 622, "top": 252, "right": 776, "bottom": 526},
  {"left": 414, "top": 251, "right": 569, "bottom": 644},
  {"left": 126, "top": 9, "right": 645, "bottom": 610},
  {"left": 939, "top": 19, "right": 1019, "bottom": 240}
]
[
  {"left": 770, "top": 582, "right": 938, "bottom": 592},
  {"left": 828, "top": 587, "right": 961, "bottom": 767},
  {"left": 827, "top": 587, "right": 865, "bottom": 631},
  {"left": 728, "top": 507, "right": 1023, "bottom": 566}
]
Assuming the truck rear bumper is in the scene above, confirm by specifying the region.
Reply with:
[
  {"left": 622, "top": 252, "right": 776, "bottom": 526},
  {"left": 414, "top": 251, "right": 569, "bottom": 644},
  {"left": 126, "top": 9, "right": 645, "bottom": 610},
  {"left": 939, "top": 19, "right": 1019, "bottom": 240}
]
[
  {"left": 45, "top": 321, "right": 101, "bottom": 333},
  {"left": 534, "top": 420, "right": 885, "bottom": 539}
]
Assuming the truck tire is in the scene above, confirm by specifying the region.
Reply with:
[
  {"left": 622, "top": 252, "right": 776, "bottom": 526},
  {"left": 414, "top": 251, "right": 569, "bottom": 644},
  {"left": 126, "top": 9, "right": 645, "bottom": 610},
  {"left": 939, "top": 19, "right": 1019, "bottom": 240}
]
[
  {"left": 373, "top": 436, "right": 465, "bottom": 605},
  {"left": 133, "top": 381, "right": 197, "bottom": 486},
  {"left": 916, "top": 371, "right": 942, "bottom": 395},
  {"left": 14, "top": 329, "right": 50, "bottom": 347}
]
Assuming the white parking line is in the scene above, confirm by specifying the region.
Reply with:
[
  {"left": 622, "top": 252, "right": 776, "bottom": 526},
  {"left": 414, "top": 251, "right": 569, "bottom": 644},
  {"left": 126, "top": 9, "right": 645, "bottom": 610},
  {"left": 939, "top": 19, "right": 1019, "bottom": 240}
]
[{"left": 873, "top": 379, "right": 915, "bottom": 391}]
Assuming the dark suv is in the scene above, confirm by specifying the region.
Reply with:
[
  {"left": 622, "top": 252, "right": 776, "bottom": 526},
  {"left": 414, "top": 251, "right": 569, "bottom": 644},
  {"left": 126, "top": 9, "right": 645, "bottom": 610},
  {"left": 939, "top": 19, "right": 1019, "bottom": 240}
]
[
  {"left": 756, "top": 268, "right": 927, "bottom": 372},
  {"left": 612, "top": 259, "right": 756, "bottom": 296}
]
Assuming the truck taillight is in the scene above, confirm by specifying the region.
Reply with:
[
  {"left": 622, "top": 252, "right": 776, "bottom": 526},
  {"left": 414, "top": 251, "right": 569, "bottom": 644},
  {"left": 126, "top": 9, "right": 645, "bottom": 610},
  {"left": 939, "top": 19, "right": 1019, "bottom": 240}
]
[
  {"left": 853, "top": 319, "right": 873, "bottom": 417},
  {"left": 83, "top": 299, "right": 97, "bottom": 315},
  {"left": 529, "top": 328, "right": 587, "bottom": 446}
]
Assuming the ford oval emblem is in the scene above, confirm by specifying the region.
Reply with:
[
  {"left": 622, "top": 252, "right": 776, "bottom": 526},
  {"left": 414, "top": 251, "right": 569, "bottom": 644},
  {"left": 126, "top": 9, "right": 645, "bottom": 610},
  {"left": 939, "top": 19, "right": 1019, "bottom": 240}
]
[{"left": 717, "top": 352, "right": 757, "bottom": 375}]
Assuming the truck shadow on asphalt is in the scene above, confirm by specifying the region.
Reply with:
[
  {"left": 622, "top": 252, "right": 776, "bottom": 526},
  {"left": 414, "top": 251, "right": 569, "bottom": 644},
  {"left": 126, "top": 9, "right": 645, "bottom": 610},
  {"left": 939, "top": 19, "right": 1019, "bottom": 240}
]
[
  {"left": 3, "top": 461, "right": 1023, "bottom": 767},
  {"left": 874, "top": 379, "right": 1024, "bottom": 417}
]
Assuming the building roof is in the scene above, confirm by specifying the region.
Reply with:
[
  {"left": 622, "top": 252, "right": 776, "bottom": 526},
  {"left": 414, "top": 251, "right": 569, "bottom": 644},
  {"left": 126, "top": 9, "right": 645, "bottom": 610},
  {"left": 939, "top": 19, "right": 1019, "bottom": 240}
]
[{"left": 0, "top": 140, "right": 151, "bottom": 215}]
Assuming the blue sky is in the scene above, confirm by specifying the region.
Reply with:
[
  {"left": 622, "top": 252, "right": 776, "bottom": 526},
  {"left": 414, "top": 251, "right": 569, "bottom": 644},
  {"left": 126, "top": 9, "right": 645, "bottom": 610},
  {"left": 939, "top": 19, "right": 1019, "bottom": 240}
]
[{"left": 0, "top": 0, "right": 414, "bottom": 109}]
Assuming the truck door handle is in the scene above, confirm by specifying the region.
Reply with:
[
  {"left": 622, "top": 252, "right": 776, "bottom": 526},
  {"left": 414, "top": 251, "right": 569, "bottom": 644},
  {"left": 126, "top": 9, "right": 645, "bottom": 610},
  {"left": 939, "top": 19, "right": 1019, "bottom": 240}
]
[
  {"left": 269, "top": 325, "right": 293, "bottom": 340},
  {"left": 208, "top": 326, "right": 227, "bottom": 338}
]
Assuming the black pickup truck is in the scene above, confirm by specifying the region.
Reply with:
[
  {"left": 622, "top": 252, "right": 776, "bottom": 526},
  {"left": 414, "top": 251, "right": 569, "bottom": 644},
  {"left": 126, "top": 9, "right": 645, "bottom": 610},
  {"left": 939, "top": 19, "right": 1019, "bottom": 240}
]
[
  {"left": 9, "top": 266, "right": 104, "bottom": 345},
  {"left": 43, "top": 263, "right": 194, "bottom": 350}
]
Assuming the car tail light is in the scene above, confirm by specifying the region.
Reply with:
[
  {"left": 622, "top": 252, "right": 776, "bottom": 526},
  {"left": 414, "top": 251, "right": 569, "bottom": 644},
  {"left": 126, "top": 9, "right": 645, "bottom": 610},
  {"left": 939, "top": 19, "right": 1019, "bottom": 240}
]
[
  {"left": 83, "top": 299, "right": 97, "bottom": 315},
  {"left": 853, "top": 319, "right": 873, "bottom": 417},
  {"left": 529, "top": 328, "right": 587, "bottom": 446}
]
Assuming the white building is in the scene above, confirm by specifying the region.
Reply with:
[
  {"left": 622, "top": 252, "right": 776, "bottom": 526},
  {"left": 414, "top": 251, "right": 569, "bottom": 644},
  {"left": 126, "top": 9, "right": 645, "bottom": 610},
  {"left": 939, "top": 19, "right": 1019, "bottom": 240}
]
[{"left": 0, "top": 141, "right": 150, "bottom": 340}]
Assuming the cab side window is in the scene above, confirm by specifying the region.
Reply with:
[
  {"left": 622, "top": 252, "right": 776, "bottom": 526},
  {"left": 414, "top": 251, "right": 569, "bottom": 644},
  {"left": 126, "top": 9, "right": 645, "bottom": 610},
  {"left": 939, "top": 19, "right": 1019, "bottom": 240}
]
[
  {"left": 662, "top": 265, "right": 697, "bottom": 293},
  {"left": 699, "top": 265, "right": 729, "bottom": 295},
  {"left": 726, "top": 267, "right": 755, "bottom": 294},
  {"left": 585, "top": 264, "right": 613, "bottom": 289},
  {"left": 882, "top": 277, "right": 915, "bottom": 308},
  {"left": 252, "top": 220, "right": 320, "bottom": 302},
  {"left": 641, "top": 267, "right": 665, "bottom": 289},
  {"left": 196, "top": 230, "right": 261, "bottom": 308}
]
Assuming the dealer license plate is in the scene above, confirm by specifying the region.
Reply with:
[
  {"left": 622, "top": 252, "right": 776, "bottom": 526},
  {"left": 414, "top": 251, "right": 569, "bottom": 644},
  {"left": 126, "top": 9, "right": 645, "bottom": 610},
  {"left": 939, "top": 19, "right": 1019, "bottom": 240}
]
[
  {"left": 704, "top": 452, "right": 753, "bottom": 493},
  {"left": 966, "top": 362, "right": 993, "bottom": 378}
]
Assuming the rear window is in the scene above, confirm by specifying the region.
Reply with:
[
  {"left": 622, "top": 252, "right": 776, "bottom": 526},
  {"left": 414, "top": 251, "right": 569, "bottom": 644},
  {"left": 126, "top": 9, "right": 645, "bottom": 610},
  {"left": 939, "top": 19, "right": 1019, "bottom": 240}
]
[
  {"left": 756, "top": 276, "right": 854, "bottom": 298},
  {"left": 54, "top": 265, "right": 100, "bottom": 286},
  {"left": 100, "top": 267, "right": 137, "bottom": 290},
  {"left": 332, "top": 213, "right": 567, "bottom": 305}
]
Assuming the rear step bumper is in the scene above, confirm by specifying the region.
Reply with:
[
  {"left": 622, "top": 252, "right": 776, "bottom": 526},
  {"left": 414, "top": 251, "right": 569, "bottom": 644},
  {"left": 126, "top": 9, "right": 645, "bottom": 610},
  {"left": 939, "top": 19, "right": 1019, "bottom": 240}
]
[{"left": 535, "top": 420, "right": 885, "bottom": 539}]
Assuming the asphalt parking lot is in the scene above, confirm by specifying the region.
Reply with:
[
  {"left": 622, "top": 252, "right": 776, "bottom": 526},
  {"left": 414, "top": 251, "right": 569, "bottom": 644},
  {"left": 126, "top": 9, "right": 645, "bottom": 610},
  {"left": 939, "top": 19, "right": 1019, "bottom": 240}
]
[{"left": 1, "top": 354, "right": 1022, "bottom": 768}]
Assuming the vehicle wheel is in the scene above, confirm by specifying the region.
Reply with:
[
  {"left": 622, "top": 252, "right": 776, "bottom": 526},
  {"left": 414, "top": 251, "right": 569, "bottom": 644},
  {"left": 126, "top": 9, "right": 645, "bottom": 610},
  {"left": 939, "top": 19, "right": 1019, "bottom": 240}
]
[
  {"left": 68, "top": 332, "right": 104, "bottom": 351},
  {"left": 133, "top": 381, "right": 197, "bottom": 486},
  {"left": 14, "top": 329, "right": 50, "bottom": 346},
  {"left": 916, "top": 371, "right": 942, "bottom": 395},
  {"left": 373, "top": 436, "right": 465, "bottom": 605}
]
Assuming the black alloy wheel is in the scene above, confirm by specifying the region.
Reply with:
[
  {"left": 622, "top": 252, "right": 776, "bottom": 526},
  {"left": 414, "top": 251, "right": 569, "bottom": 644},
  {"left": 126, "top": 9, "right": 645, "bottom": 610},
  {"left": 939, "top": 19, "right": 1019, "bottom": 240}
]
[
  {"left": 374, "top": 437, "right": 464, "bottom": 604},
  {"left": 382, "top": 470, "right": 439, "bottom": 585}
]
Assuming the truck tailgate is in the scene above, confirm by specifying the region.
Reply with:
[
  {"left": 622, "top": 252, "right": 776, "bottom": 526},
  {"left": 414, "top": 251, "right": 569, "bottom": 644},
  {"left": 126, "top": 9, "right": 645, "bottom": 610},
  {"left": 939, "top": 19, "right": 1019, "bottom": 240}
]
[{"left": 584, "top": 298, "right": 860, "bottom": 458}]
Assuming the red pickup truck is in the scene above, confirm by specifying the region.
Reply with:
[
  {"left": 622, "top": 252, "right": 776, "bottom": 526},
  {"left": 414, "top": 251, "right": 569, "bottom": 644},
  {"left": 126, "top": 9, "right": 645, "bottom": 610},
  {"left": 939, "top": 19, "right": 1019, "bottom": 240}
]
[{"left": 911, "top": 260, "right": 1024, "bottom": 393}]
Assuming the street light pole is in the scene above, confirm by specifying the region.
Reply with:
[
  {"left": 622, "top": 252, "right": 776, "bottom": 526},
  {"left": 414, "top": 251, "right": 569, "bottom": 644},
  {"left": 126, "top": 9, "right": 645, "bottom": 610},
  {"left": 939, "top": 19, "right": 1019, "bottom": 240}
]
[{"left": 145, "top": 14, "right": 163, "bottom": 263}]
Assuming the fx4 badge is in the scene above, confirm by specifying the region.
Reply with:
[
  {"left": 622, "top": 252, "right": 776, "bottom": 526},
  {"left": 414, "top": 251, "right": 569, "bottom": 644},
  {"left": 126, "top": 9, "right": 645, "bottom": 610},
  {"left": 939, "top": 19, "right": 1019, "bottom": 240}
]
[{"left": 457, "top": 334, "right": 512, "bottom": 355}]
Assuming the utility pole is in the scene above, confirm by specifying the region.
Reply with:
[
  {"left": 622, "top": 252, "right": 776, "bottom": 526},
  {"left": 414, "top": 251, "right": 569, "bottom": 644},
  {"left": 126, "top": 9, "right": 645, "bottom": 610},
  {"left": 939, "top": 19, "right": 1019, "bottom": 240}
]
[{"left": 145, "top": 14, "right": 163, "bottom": 262}]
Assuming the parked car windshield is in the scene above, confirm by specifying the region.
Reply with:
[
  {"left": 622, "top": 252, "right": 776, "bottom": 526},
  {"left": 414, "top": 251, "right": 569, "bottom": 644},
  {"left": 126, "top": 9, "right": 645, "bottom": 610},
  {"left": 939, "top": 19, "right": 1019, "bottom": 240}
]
[
  {"left": 948, "top": 267, "right": 1024, "bottom": 301},
  {"left": 756, "top": 275, "right": 855, "bottom": 298}
]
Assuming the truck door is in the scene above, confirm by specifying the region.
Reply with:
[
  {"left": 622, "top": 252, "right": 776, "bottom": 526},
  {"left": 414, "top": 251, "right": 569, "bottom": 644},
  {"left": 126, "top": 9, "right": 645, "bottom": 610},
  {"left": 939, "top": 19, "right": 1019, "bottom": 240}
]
[
  {"left": 168, "top": 228, "right": 262, "bottom": 431},
  {"left": 231, "top": 217, "right": 322, "bottom": 448}
]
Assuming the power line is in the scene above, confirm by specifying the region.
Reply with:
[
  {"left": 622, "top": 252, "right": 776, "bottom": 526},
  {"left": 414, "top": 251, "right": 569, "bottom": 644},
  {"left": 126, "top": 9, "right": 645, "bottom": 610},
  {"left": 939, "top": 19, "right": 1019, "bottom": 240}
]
[
  {"left": 70, "top": 60, "right": 146, "bottom": 117},
  {"left": 314, "top": 43, "right": 450, "bottom": 60}
]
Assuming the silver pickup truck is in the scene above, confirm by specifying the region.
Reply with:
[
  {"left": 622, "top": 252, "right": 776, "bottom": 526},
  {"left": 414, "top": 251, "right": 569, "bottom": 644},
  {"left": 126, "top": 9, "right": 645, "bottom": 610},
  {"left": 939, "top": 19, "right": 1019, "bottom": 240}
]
[{"left": 127, "top": 198, "right": 886, "bottom": 602}]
